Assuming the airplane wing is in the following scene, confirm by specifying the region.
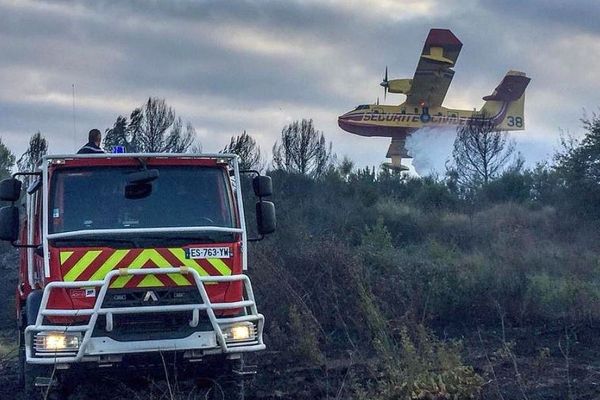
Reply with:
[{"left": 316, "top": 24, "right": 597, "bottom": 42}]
[{"left": 405, "top": 29, "right": 462, "bottom": 108}]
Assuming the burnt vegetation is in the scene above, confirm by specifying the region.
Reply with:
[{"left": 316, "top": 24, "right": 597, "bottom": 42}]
[{"left": 1, "top": 106, "right": 600, "bottom": 399}]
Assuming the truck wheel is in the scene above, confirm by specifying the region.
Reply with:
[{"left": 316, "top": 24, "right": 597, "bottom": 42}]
[{"left": 26, "top": 290, "right": 44, "bottom": 327}]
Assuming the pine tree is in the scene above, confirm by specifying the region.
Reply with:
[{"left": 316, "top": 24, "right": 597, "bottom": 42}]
[
  {"left": 222, "top": 130, "right": 262, "bottom": 170},
  {"left": 272, "top": 119, "right": 333, "bottom": 178}
]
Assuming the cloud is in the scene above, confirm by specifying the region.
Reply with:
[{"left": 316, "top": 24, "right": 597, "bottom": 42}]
[
  {"left": 0, "top": 0, "right": 597, "bottom": 171},
  {"left": 479, "top": 0, "right": 600, "bottom": 35}
]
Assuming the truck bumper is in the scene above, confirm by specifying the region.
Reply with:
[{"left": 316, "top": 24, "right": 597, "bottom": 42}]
[{"left": 24, "top": 267, "right": 265, "bottom": 364}]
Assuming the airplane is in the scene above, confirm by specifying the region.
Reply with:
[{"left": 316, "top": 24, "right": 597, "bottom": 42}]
[{"left": 337, "top": 28, "right": 531, "bottom": 171}]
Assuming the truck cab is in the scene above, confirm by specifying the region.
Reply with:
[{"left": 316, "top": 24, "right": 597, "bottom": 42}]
[{"left": 0, "top": 153, "right": 276, "bottom": 398}]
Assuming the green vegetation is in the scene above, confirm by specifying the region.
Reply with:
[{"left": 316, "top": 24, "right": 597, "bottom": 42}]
[
  {"left": 2, "top": 110, "right": 600, "bottom": 398},
  {"left": 247, "top": 114, "right": 600, "bottom": 398}
]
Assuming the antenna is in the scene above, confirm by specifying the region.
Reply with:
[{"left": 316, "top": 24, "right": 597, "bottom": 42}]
[{"left": 72, "top": 83, "right": 76, "bottom": 146}]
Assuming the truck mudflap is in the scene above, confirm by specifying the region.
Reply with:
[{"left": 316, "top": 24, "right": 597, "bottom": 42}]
[{"left": 24, "top": 267, "right": 265, "bottom": 364}]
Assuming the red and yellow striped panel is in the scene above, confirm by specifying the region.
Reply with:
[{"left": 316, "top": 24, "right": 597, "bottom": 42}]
[{"left": 58, "top": 248, "right": 233, "bottom": 288}]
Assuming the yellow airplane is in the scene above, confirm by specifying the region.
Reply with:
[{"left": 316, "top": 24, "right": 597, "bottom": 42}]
[{"left": 337, "top": 28, "right": 531, "bottom": 171}]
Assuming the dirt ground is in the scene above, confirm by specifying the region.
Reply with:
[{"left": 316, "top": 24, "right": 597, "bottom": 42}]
[
  {"left": 0, "top": 325, "right": 599, "bottom": 399},
  {"left": 0, "top": 251, "right": 598, "bottom": 399}
]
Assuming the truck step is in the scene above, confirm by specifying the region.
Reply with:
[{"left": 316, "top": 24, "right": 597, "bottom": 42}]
[
  {"left": 34, "top": 376, "right": 57, "bottom": 387},
  {"left": 233, "top": 363, "right": 258, "bottom": 376}
]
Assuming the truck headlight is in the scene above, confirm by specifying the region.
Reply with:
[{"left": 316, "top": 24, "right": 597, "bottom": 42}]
[
  {"left": 34, "top": 332, "right": 81, "bottom": 353},
  {"left": 222, "top": 322, "right": 256, "bottom": 343}
]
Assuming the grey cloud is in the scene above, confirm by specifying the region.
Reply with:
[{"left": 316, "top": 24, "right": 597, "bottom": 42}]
[
  {"left": 480, "top": 0, "right": 600, "bottom": 35},
  {"left": 0, "top": 0, "right": 597, "bottom": 170}
]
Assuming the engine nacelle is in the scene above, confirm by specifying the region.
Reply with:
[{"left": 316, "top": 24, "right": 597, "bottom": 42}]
[{"left": 387, "top": 79, "right": 412, "bottom": 94}]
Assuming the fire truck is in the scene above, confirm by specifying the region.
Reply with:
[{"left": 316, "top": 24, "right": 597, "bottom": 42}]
[{"left": 0, "top": 153, "right": 276, "bottom": 399}]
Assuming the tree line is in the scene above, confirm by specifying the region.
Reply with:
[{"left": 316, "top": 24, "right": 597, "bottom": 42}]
[
  {"left": 2, "top": 96, "right": 600, "bottom": 221},
  {"left": 1, "top": 97, "right": 335, "bottom": 179}
]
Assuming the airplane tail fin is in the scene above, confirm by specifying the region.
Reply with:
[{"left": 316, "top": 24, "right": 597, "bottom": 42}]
[{"left": 480, "top": 70, "right": 530, "bottom": 130}]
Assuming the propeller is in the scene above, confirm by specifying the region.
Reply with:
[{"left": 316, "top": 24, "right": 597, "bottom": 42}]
[{"left": 380, "top": 66, "right": 389, "bottom": 100}]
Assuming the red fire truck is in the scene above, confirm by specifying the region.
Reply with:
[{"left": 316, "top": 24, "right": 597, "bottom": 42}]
[{"left": 0, "top": 153, "right": 276, "bottom": 399}]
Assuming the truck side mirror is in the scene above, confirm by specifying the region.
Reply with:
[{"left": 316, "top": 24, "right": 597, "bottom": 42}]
[
  {"left": 256, "top": 201, "right": 276, "bottom": 235},
  {"left": 253, "top": 176, "right": 272, "bottom": 197},
  {"left": 0, "top": 206, "right": 19, "bottom": 242},
  {"left": 0, "top": 178, "right": 22, "bottom": 202}
]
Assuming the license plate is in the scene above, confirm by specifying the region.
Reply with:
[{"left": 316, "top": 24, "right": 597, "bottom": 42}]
[{"left": 186, "top": 247, "right": 231, "bottom": 259}]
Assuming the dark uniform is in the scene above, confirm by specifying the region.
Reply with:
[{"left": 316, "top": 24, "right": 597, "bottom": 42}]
[{"left": 77, "top": 142, "right": 104, "bottom": 154}]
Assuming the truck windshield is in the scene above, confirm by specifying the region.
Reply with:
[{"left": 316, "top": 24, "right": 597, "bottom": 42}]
[{"left": 48, "top": 166, "right": 235, "bottom": 236}]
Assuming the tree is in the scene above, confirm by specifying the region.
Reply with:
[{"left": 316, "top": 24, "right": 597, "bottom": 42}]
[
  {"left": 0, "top": 137, "right": 15, "bottom": 180},
  {"left": 221, "top": 130, "right": 262, "bottom": 170},
  {"left": 104, "top": 97, "right": 197, "bottom": 153},
  {"left": 272, "top": 119, "right": 332, "bottom": 178},
  {"left": 17, "top": 132, "right": 48, "bottom": 186},
  {"left": 103, "top": 116, "right": 129, "bottom": 152},
  {"left": 553, "top": 113, "right": 600, "bottom": 217},
  {"left": 449, "top": 116, "right": 515, "bottom": 189},
  {"left": 337, "top": 156, "right": 354, "bottom": 181},
  {"left": 17, "top": 132, "right": 47, "bottom": 173}
]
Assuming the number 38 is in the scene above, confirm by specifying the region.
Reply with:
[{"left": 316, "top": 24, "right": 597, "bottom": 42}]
[{"left": 507, "top": 116, "right": 523, "bottom": 127}]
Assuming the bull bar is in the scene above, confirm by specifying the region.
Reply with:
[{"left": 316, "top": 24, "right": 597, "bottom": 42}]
[{"left": 24, "top": 267, "right": 265, "bottom": 364}]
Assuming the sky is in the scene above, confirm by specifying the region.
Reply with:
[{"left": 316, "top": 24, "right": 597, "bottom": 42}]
[{"left": 1, "top": 0, "right": 599, "bottom": 175}]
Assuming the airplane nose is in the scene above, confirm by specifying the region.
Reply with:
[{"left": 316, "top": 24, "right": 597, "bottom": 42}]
[
  {"left": 338, "top": 113, "right": 351, "bottom": 122},
  {"left": 338, "top": 113, "right": 356, "bottom": 131}
]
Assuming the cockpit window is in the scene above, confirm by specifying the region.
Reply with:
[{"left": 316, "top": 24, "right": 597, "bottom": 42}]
[{"left": 354, "top": 105, "right": 370, "bottom": 110}]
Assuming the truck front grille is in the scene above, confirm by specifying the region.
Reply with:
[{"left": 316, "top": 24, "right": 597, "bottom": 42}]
[{"left": 93, "top": 288, "right": 212, "bottom": 341}]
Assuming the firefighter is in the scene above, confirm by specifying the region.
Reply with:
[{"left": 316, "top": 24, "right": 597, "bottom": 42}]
[{"left": 77, "top": 129, "right": 105, "bottom": 154}]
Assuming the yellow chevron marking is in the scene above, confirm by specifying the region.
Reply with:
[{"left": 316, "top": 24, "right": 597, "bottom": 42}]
[
  {"left": 109, "top": 249, "right": 189, "bottom": 288},
  {"left": 60, "top": 251, "right": 74, "bottom": 264},
  {"left": 145, "top": 249, "right": 189, "bottom": 286},
  {"left": 90, "top": 250, "right": 129, "bottom": 281},
  {"left": 61, "top": 248, "right": 231, "bottom": 288},
  {"left": 63, "top": 250, "right": 102, "bottom": 282},
  {"left": 110, "top": 250, "right": 150, "bottom": 288},
  {"left": 138, "top": 275, "right": 165, "bottom": 287},
  {"left": 206, "top": 258, "right": 232, "bottom": 276}
]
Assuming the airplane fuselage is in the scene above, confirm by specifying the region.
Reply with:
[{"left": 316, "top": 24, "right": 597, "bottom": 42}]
[{"left": 338, "top": 101, "right": 524, "bottom": 139}]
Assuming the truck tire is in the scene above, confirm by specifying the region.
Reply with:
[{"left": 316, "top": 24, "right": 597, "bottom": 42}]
[{"left": 26, "top": 290, "right": 44, "bottom": 327}]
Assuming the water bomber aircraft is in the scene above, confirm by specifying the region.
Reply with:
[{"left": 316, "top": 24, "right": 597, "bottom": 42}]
[{"left": 337, "top": 28, "right": 531, "bottom": 171}]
